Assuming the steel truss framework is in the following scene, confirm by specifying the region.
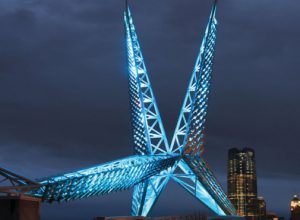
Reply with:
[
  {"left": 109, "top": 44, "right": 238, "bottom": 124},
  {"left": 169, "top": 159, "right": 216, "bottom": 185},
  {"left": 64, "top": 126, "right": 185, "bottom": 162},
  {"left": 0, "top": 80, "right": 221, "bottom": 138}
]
[
  {"left": 0, "top": 0, "right": 237, "bottom": 217},
  {"left": 31, "top": 155, "right": 178, "bottom": 202},
  {"left": 0, "top": 167, "right": 40, "bottom": 195},
  {"left": 124, "top": 0, "right": 236, "bottom": 216}
]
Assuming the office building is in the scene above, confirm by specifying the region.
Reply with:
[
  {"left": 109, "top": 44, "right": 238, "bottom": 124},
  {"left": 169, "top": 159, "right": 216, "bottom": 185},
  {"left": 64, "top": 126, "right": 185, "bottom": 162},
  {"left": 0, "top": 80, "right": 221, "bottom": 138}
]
[
  {"left": 290, "top": 195, "right": 300, "bottom": 220},
  {"left": 227, "top": 148, "right": 258, "bottom": 218},
  {"left": 257, "top": 197, "right": 266, "bottom": 219}
]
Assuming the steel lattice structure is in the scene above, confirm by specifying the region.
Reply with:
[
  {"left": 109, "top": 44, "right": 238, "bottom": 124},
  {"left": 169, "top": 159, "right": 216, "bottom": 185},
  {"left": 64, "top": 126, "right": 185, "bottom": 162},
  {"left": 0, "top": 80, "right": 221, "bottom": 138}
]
[
  {"left": 30, "top": 155, "right": 178, "bottom": 202},
  {"left": 0, "top": 0, "right": 237, "bottom": 217},
  {"left": 124, "top": 0, "right": 236, "bottom": 216}
]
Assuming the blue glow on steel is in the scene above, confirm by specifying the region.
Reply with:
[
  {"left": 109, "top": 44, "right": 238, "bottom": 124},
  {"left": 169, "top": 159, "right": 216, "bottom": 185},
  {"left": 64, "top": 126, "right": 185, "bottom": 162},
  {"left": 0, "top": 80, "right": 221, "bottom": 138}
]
[
  {"left": 124, "top": 1, "right": 236, "bottom": 216},
  {"left": 125, "top": 7, "right": 170, "bottom": 156},
  {"left": 26, "top": 0, "right": 237, "bottom": 217},
  {"left": 124, "top": 7, "right": 175, "bottom": 215},
  {"left": 172, "top": 160, "right": 226, "bottom": 216},
  {"left": 170, "top": 1, "right": 217, "bottom": 155},
  {"left": 29, "top": 155, "right": 178, "bottom": 202}
]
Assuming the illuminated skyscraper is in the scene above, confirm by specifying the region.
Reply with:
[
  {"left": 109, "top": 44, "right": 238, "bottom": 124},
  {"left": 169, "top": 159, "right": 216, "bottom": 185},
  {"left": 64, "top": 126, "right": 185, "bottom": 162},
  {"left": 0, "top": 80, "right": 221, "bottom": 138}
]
[
  {"left": 257, "top": 197, "right": 266, "bottom": 220},
  {"left": 227, "top": 148, "right": 258, "bottom": 218},
  {"left": 290, "top": 195, "right": 300, "bottom": 220}
]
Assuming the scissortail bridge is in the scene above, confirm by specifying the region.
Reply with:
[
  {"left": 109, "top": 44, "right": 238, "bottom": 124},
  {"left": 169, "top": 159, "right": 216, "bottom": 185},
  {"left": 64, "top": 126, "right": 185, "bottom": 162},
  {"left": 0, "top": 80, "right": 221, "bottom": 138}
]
[{"left": 0, "top": 0, "right": 237, "bottom": 217}]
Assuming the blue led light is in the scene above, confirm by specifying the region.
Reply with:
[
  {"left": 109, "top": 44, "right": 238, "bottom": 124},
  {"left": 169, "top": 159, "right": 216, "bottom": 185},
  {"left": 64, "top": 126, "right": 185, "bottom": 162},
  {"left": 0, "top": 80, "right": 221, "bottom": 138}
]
[
  {"left": 124, "top": 1, "right": 236, "bottom": 216},
  {"left": 26, "top": 0, "right": 237, "bottom": 217},
  {"left": 29, "top": 155, "right": 178, "bottom": 202}
]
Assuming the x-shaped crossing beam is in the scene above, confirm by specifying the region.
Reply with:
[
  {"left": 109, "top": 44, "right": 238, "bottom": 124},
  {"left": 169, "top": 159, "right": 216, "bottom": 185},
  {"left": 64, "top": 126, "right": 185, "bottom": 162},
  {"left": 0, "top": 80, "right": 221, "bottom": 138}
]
[{"left": 125, "top": 0, "right": 237, "bottom": 216}]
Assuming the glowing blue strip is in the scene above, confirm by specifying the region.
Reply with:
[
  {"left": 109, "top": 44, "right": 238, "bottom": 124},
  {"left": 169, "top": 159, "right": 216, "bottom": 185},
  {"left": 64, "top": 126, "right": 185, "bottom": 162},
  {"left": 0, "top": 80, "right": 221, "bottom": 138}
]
[
  {"left": 173, "top": 160, "right": 226, "bottom": 216},
  {"left": 125, "top": 7, "right": 170, "bottom": 155},
  {"left": 29, "top": 155, "right": 178, "bottom": 202}
]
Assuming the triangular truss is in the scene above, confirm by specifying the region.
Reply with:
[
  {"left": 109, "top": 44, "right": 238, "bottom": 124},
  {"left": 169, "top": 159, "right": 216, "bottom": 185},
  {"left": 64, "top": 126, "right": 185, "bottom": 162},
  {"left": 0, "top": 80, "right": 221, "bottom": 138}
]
[{"left": 125, "top": 7, "right": 170, "bottom": 156}]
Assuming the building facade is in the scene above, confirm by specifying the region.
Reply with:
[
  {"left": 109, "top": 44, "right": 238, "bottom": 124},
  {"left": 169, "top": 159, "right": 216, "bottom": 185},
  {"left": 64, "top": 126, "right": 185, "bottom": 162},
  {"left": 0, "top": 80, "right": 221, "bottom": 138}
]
[
  {"left": 227, "top": 148, "right": 258, "bottom": 218},
  {"left": 290, "top": 195, "right": 300, "bottom": 220},
  {"left": 257, "top": 197, "right": 267, "bottom": 219}
]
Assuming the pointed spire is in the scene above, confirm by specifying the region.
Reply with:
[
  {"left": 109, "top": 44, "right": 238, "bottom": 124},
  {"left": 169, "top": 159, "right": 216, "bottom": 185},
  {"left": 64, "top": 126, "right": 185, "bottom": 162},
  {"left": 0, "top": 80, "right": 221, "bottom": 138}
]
[
  {"left": 208, "top": 0, "right": 218, "bottom": 29},
  {"left": 170, "top": 0, "right": 218, "bottom": 154},
  {"left": 124, "top": 0, "right": 129, "bottom": 26},
  {"left": 182, "top": 0, "right": 219, "bottom": 157},
  {"left": 124, "top": 0, "right": 131, "bottom": 19}
]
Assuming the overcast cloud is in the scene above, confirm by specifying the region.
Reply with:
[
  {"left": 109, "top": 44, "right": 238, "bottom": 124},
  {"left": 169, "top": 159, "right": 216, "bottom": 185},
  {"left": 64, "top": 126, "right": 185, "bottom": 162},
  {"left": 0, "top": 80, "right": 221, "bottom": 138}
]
[{"left": 0, "top": 0, "right": 300, "bottom": 219}]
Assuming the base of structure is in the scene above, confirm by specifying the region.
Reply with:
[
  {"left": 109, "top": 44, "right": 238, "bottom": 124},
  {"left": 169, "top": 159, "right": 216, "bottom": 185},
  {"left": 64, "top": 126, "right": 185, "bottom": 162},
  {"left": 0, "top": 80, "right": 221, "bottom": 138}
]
[
  {"left": 93, "top": 215, "right": 244, "bottom": 220},
  {"left": 94, "top": 213, "right": 208, "bottom": 220},
  {"left": 208, "top": 216, "right": 245, "bottom": 220},
  {"left": 0, "top": 195, "right": 41, "bottom": 220},
  {"left": 94, "top": 217, "right": 149, "bottom": 220}
]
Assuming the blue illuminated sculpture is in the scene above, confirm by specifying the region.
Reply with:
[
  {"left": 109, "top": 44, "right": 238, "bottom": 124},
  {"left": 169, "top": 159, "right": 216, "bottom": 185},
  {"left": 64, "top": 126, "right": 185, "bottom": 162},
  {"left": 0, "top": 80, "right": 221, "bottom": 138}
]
[
  {"left": 0, "top": 0, "right": 237, "bottom": 217},
  {"left": 124, "top": 0, "right": 236, "bottom": 216}
]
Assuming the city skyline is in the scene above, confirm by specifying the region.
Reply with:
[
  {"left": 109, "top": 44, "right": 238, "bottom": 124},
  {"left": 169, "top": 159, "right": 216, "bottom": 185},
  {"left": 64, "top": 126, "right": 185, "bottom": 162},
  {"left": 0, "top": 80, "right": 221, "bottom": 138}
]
[{"left": 0, "top": 0, "right": 299, "bottom": 219}]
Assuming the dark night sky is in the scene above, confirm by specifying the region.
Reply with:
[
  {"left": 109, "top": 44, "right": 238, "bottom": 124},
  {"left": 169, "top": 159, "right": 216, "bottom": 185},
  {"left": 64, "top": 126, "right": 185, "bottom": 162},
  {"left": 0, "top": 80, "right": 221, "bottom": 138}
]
[{"left": 1, "top": 0, "right": 300, "bottom": 219}]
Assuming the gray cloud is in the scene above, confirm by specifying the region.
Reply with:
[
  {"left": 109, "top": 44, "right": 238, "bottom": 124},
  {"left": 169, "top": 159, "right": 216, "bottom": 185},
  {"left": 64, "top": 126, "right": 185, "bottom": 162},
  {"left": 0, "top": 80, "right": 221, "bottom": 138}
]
[{"left": 0, "top": 0, "right": 299, "bottom": 219}]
